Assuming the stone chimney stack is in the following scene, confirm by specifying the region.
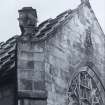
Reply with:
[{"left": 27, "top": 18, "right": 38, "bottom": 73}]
[{"left": 18, "top": 7, "right": 37, "bottom": 35}]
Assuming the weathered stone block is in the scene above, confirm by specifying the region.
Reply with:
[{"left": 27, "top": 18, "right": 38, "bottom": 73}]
[
  {"left": 24, "top": 99, "right": 47, "bottom": 105},
  {"left": 18, "top": 79, "right": 32, "bottom": 90},
  {"left": 34, "top": 61, "right": 44, "bottom": 71},
  {"left": 27, "top": 61, "right": 34, "bottom": 69},
  {"left": 32, "top": 43, "right": 44, "bottom": 52},
  {"left": 33, "top": 71, "right": 44, "bottom": 81},
  {"left": 18, "top": 60, "right": 34, "bottom": 70},
  {"left": 18, "top": 70, "right": 33, "bottom": 79},
  {"left": 18, "top": 90, "right": 47, "bottom": 99},
  {"left": 18, "top": 43, "right": 31, "bottom": 52},
  {"left": 34, "top": 53, "right": 44, "bottom": 61},
  {"left": 19, "top": 51, "right": 33, "bottom": 61},
  {"left": 34, "top": 81, "right": 45, "bottom": 90},
  {"left": 18, "top": 59, "right": 27, "bottom": 69}
]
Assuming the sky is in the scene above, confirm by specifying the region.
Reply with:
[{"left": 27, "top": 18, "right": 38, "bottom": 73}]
[{"left": 0, "top": 0, "right": 105, "bottom": 41}]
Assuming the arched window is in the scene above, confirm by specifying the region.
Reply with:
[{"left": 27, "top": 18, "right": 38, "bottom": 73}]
[{"left": 66, "top": 66, "right": 104, "bottom": 105}]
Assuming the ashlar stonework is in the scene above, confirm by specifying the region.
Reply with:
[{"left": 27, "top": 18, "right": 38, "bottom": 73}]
[{"left": 0, "top": 0, "right": 105, "bottom": 105}]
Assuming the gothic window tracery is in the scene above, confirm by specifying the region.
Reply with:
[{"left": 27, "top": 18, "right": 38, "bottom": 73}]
[{"left": 67, "top": 67, "right": 104, "bottom": 105}]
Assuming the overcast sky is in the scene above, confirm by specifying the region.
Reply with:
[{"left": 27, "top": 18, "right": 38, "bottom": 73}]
[{"left": 0, "top": 0, "right": 105, "bottom": 41}]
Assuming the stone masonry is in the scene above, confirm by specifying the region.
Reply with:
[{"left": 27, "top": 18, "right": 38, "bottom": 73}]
[
  {"left": 17, "top": 1, "right": 105, "bottom": 104},
  {"left": 0, "top": 0, "right": 105, "bottom": 105}
]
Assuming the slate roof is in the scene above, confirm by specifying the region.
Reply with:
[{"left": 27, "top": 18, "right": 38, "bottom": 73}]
[
  {"left": 0, "top": 8, "right": 73, "bottom": 83},
  {"left": 21, "top": 9, "right": 72, "bottom": 42},
  {"left": 0, "top": 36, "right": 18, "bottom": 84}
]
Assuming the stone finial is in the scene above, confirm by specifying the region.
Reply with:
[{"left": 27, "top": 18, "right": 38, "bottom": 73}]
[
  {"left": 18, "top": 7, "right": 37, "bottom": 35},
  {"left": 81, "top": 0, "right": 89, "bottom": 3}
]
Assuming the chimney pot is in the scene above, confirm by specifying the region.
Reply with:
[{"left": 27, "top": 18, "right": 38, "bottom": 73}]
[{"left": 18, "top": 7, "right": 37, "bottom": 35}]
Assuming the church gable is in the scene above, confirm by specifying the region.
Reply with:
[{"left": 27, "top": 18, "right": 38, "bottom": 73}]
[
  {"left": 0, "top": 0, "right": 105, "bottom": 105},
  {"left": 44, "top": 1, "right": 105, "bottom": 105}
]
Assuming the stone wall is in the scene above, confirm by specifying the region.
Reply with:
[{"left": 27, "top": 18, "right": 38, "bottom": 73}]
[
  {"left": 17, "top": 41, "right": 47, "bottom": 105},
  {"left": 44, "top": 3, "right": 105, "bottom": 105},
  {"left": 0, "top": 84, "right": 15, "bottom": 105},
  {"left": 45, "top": 22, "right": 85, "bottom": 105},
  {"left": 17, "top": 2, "right": 105, "bottom": 105}
]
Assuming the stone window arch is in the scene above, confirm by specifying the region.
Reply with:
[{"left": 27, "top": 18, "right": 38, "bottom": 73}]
[{"left": 66, "top": 66, "right": 104, "bottom": 105}]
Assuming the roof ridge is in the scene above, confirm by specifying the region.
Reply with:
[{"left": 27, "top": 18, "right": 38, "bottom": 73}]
[{"left": 30, "top": 9, "right": 73, "bottom": 42}]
